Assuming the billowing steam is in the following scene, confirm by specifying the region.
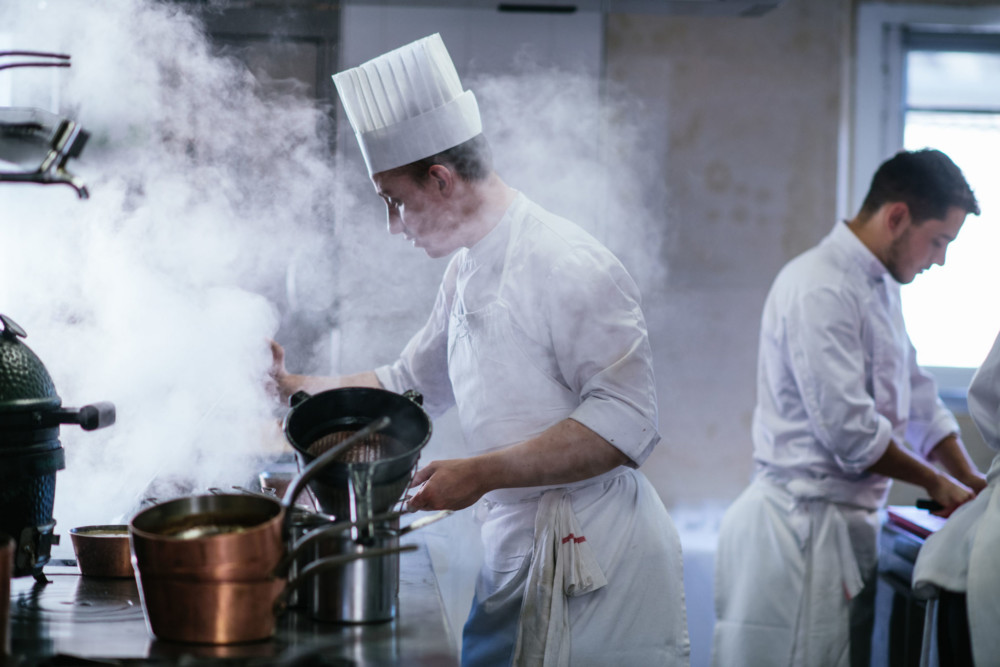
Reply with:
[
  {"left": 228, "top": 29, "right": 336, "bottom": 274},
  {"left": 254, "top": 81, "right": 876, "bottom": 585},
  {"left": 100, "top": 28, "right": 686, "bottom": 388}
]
[
  {"left": 0, "top": 1, "right": 670, "bottom": 581},
  {"left": 0, "top": 0, "right": 343, "bottom": 531}
]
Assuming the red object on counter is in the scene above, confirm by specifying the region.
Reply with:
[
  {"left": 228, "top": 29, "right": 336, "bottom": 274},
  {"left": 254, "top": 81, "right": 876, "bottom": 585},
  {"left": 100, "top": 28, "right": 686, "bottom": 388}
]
[{"left": 887, "top": 505, "right": 947, "bottom": 538}]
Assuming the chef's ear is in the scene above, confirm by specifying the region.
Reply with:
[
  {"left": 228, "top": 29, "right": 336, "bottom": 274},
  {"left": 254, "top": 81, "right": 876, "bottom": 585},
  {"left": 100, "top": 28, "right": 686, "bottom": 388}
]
[
  {"left": 885, "top": 201, "right": 912, "bottom": 237},
  {"left": 427, "top": 163, "right": 454, "bottom": 197}
]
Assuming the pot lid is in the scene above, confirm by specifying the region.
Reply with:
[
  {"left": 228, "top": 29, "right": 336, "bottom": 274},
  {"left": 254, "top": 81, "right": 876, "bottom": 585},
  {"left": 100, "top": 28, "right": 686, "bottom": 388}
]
[{"left": 0, "top": 314, "right": 61, "bottom": 413}]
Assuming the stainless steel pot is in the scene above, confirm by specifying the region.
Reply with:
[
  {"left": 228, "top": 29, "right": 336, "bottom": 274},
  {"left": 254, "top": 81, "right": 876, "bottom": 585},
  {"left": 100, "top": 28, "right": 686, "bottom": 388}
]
[{"left": 307, "top": 521, "right": 400, "bottom": 624}]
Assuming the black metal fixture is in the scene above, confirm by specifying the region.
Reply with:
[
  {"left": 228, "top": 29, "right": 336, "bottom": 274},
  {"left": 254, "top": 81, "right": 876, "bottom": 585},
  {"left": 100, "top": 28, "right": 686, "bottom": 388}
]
[
  {"left": 0, "top": 51, "right": 90, "bottom": 198},
  {"left": 0, "top": 314, "right": 115, "bottom": 580}
]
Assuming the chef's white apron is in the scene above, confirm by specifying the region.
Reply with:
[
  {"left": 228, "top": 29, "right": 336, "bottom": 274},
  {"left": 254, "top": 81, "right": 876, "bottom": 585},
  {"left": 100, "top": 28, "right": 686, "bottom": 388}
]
[
  {"left": 712, "top": 475, "right": 879, "bottom": 667},
  {"left": 449, "top": 223, "right": 688, "bottom": 667}
]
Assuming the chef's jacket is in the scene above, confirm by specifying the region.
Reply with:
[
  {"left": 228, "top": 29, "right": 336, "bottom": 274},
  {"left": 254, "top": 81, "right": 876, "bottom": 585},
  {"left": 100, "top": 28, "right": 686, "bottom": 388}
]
[
  {"left": 376, "top": 192, "right": 659, "bottom": 463},
  {"left": 713, "top": 220, "right": 957, "bottom": 667},
  {"left": 752, "top": 219, "right": 958, "bottom": 508},
  {"left": 913, "top": 328, "right": 1000, "bottom": 667},
  {"left": 377, "top": 192, "right": 689, "bottom": 666}
]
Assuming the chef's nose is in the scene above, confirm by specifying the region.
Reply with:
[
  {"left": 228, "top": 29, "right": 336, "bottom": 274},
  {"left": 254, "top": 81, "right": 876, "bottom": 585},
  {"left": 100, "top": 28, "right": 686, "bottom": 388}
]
[
  {"left": 386, "top": 207, "right": 404, "bottom": 235},
  {"left": 933, "top": 244, "right": 948, "bottom": 267}
]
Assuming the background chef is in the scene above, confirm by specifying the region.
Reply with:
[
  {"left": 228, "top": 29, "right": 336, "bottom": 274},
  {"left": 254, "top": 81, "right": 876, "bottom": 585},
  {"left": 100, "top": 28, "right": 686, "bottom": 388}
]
[
  {"left": 270, "top": 33, "right": 690, "bottom": 666},
  {"left": 711, "top": 149, "right": 987, "bottom": 667}
]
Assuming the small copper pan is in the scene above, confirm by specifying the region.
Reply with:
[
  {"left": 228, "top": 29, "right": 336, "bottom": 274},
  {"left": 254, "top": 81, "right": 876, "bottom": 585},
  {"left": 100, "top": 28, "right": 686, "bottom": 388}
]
[{"left": 70, "top": 525, "right": 133, "bottom": 578}]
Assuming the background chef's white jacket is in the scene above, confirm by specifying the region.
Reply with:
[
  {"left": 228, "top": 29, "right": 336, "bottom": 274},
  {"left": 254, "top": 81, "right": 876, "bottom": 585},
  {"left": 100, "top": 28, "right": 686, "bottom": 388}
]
[
  {"left": 713, "top": 220, "right": 957, "bottom": 667},
  {"left": 374, "top": 191, "right": 660, "bottom": 466},
  {"left": 913, "top": 328, "right": 1000, "bottom": 667},
  {"left": 752, "top": 220, "right": 958, "bottom": 505}
]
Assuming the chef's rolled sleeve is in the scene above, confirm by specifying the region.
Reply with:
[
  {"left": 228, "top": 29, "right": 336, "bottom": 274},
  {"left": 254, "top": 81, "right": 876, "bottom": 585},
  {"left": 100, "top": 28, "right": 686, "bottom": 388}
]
[
  {"left": 570, "top": 395, "right": 660, "bottom": 466},
  {"left": 541, "top": 250, "right": 661, "bottom": 467}
]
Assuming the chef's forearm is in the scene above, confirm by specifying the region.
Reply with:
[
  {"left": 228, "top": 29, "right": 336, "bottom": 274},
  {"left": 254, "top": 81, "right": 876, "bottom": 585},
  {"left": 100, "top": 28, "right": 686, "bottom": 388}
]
[
  {"left": 866, "top": 439, "right": 975, "bottom": 513},
  {"left": 928, "top": 433, "right": 986, "bottom": 491},
  {"left": 477, "top": 418, "right": 629, "bottom": 491},
  {"left": 866, "top": 439, "right": 942, "bottom": 490}
]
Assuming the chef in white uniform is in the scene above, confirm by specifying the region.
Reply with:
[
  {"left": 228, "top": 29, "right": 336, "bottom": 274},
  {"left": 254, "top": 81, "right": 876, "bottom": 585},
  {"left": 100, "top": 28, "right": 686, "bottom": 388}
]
[
  {"left": 271, "top": 34, "right": 690, "bottom": 666},
  {"left": 913, "top": 327, "right": 1000, "bottom": 667},
  {"left": 711, "top": 149, "right": 986, "bottom": 667}
]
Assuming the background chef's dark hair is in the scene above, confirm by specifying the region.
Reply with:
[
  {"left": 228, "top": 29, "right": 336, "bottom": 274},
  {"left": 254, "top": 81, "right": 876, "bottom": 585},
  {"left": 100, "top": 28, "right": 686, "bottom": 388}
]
[
  {"left": 395, "top": 133, "right": 494, "bottom": 183},
  {"left": 859, "top": 148, "right": 980, "bottom": 223}
]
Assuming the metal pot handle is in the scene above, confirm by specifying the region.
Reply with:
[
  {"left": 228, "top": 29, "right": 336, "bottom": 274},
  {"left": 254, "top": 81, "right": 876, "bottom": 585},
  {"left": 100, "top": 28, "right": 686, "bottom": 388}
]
[
  {"left": 288, "top": 390, "right": 312, "bottom": 408},
  {"left": 273, "top": 543, "right": 418, "bottom": 613},
  {"left": 402, "top": 389, "right": 423, "bottom": 406},
  {"left": 280, "top": 416, "right": 391, "bottom": 537}
]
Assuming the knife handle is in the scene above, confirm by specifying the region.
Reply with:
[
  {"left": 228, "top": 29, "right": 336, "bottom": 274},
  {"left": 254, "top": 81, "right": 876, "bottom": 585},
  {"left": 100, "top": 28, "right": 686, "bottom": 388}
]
[{"left": 916, "top": 498, "right": 943, "bottom": 512}]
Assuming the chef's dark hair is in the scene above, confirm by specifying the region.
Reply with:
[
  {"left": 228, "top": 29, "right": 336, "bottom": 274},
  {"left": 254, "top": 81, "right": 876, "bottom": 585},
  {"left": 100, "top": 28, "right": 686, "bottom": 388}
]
[
  {"left": 397, "top": 134, "right": 493, "bottom": 184},
  {"left": 859, "top": 148, "right": 980, "bottom": 223}
]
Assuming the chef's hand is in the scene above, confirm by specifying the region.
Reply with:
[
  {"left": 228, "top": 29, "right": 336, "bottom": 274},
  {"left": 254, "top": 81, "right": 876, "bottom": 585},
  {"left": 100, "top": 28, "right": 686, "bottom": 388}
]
[
  {"left": 957, "top": 470, "right": 988, "bottom": 495},
  {"left": 928, "top": 433, "right": 987, "bottom": 495},
  {"left": 267, "top": 340, "right": 294, "bottom": 402},
  {"left": 407, "top": 458, "right": 488, "bottom": 512},
  {"left": 925, "top": 472, "right": 975, "bottom": 518}
]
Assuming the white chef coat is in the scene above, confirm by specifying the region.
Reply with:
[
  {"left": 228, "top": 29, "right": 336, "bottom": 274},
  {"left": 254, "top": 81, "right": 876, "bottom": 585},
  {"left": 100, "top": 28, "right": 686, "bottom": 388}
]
[
  {"left": 713, "top": 220, "right": 958, "bottom": 667},
  {"left": 913, "top": 328, "right": 1000, "bottom": 667},
  {"left": 377, "top": 192, "right": 689, "bottom": 667}
]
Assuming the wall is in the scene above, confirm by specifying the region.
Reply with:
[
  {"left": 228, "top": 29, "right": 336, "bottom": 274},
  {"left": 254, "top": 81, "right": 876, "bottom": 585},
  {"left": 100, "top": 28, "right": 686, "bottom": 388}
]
[{"left": 605, "top": 0, "right": 854, "bottom": 508}]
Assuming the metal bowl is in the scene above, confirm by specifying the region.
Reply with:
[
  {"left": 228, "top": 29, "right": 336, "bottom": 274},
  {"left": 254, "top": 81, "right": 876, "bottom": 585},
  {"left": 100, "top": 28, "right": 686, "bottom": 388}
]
[{"left": 69, "top": 525, "right": 133, "bottom": 578}]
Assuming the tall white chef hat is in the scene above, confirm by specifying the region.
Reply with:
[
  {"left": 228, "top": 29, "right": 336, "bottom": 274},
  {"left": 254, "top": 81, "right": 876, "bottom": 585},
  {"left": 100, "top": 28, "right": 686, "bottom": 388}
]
[{"left": 333, "top": 33, "right": 483, "bottom": 175}]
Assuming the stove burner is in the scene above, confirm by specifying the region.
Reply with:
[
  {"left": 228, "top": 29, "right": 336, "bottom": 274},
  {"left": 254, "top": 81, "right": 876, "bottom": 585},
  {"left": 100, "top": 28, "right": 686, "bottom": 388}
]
[{"left": 12, "top": 574, "right": 145, "bottom": 624}]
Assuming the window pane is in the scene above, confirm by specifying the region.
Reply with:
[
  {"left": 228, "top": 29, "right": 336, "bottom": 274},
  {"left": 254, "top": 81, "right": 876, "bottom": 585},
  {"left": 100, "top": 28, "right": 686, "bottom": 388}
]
[
  {"left": 902, "top": 111, "right": 1000, "bottom": 368},
  {"left": 907, "top": 51, "right": 1000, "bottom": 110}
]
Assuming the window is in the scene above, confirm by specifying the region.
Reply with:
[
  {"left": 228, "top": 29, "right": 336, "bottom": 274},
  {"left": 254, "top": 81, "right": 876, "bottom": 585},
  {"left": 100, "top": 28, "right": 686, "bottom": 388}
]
[{"left": 852, "top": 5, "right": 1000, "bottom": 401}]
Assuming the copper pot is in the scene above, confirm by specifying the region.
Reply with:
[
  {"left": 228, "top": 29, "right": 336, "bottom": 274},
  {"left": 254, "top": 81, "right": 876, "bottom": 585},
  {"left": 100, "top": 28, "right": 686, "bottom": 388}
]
[
  {"left": 130, "top": 495, "right": 284, "bottom": 582},
  {"left": 138, "top": 576, "right": 287, "bottom": 644},
  {"left": 70, "top": 525, "right": 133, "bottom": 578}
]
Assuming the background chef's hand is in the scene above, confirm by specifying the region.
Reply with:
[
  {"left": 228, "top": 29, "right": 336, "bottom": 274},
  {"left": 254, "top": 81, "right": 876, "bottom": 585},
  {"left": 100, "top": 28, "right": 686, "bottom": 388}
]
[
  {"left": 928, "top": 433, "right": 987, "bottom": 495},
  {"left": 925, "top": 471, "right": 975, "bottom": 517},
  {"left": 407, "top": 458, "right": 489, "bottom": 512},
  {"left": 956, "top": 470, "right": 987, "bottom": 495}
]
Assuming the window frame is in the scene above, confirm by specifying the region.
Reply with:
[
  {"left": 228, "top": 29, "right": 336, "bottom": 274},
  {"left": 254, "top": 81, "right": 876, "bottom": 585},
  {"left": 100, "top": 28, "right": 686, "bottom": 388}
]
[{"left": 851, "top": 3, "right": 1000, "bottom": 409}]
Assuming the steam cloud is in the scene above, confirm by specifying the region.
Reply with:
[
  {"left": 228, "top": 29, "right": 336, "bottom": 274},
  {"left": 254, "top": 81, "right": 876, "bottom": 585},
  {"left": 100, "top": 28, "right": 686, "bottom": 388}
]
[
  {"left": 0, "top": 0, "right": 343, "bottom": 532},
  {"left": 0, "top": 1, "right": 669, "bottom": 555}
]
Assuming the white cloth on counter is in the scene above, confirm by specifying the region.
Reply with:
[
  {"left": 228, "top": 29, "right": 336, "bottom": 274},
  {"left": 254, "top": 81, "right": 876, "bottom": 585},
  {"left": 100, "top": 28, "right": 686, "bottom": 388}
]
[
  {"left": 512, "top": 489, "right": 607, "bottom": 667},
  {"left": 376, "top": 192, "right": 688, "bottom": 666},
  {"left": 712, "top": 476, "right": 878, "bottom": 667},
  {"left": 714, "top": 220, "right": 955, "bottom": 667},
  {"left": 913, "top": 327, "right": 1000, "bottom": 667}
]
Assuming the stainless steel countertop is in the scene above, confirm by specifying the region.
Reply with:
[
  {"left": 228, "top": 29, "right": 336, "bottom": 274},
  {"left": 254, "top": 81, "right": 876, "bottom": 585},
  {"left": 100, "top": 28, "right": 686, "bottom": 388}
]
[{"left": 6, "top": 534, "right": 459, "bottom": 666}]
